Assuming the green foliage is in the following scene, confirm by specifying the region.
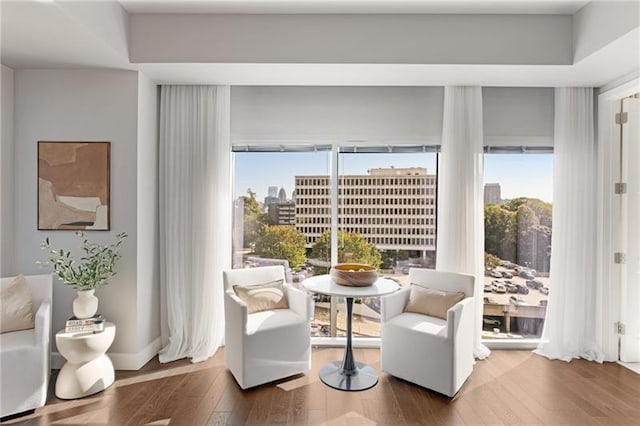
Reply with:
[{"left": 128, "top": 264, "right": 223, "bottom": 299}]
[
  {"left": 254, "top": 225, "right": 307, "bottom": 269},
  {"left": 503, "top": 197, "right": 552, "bottom": 228},
  {"left": 484, "top": 204, "right": 517, "bottom": 261},
  {"left": 40, "top": 232, "right": 127, "bottom": 290},
  {"left": 484, "top": 252, "right": 501, "bottom": 269},
  {"left": 485, "top": 198, "right": 552, "bottom": 262},
  {"left": 311, "top": 230, "right": 382, "bottom": 269},
  {"left": 240, "top": 189, "right": 267, "bottom": 249}
]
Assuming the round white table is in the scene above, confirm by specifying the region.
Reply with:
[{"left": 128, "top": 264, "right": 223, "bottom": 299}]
[
  {"left": 303, "top": 275, "right": 399, "bottom": 391},
  {"left": 55, "top": 323, "right": 116, "bottom": 399}
]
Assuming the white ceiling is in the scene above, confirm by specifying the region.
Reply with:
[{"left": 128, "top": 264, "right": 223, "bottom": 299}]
[
  {"left": 118, "top": 0, "right": 590, "bottom": 15},
  {"left": 1, "top": 0, "right": 638, "bottom": 87}
]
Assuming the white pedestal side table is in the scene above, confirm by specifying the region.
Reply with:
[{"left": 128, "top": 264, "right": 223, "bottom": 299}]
[
  {"left": 55, "top": 322, "right": 116, "bottom": 399},
  {"left": 303, "top": 275, "right": 398, "bottom": 391}
]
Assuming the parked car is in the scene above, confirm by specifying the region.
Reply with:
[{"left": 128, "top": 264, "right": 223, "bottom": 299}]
[
  {"left": 505, "top": 283, "right": 518, "bottom": 293},
  {"left": 520, "top": 270, "right": 536, "bottom": 280},
  {"left": 484, "top": 283, "right": 492, "bottom": 292},
  {"left": 492, "top": 282, "right": 507, "bottom": 293},
  {"left": 501, "top": 271, "right": 513, "bottom": 279},
  {"left": 500, "top": 260, "right": 517, "bottom": 269},
  {"left": 490, "top": 270, "right": 503, "bottom": 279},
  {"left": 539, "top": 299, "right": 548, "bottom": 307},
  {"left": 484, "top": 296, "right": 497, "bottom": 304},
  {"left": 539, "top": 287, "right": 549, "bottom": 295},
  {"left": 509, "top": 295, "right": 527, "bottom": 305},
  {"left": 526, "top": 280, "right": 544, "bottom": 289},
  {"left": 516, "top": 284, "right": 530, "bottom": 294}
]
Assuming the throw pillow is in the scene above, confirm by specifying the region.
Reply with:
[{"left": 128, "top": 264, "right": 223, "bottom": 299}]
[
  {"left": 1, "top": 274, "right": 35, "bottom": 333},
  {"left": 233, "top": 279, "right": 289, "bottom": 314},
  {"left": 404, "top": 284, "right": 465, "bottom": 320}
]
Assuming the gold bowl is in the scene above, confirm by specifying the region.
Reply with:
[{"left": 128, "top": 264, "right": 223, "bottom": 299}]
[{"left": 330, "top": 263, "right": 378, "bottom": 287}]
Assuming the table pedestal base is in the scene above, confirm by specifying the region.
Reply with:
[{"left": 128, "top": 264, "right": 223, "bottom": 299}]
[
  {"left": 56, "top": 354, "right": 114, "bottom": 399},
  {"left": 319, "top": 360, "right": 379, "bottom": 391}
]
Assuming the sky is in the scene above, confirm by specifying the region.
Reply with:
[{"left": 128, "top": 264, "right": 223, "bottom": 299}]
[{"left": 234, "top": 152, "right": 553, "bottom": 204}]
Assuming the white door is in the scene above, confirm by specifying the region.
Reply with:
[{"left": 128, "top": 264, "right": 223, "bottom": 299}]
[{"left": 620, "top": 97, "right": 640, "bottom": 363}]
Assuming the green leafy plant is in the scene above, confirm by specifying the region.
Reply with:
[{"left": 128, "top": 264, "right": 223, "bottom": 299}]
[{"left": 40, "top": 231, "right": 127, "bottom": 290}]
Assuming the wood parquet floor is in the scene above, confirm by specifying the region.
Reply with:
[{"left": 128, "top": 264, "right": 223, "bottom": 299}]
[{"left": 3, "top": 348, "right": 640, "bottom": 426}]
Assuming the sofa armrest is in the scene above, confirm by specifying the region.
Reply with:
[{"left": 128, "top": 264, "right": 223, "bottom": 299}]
[
  {"left": 381, "top": 287, "right": 410, "bottom": 322},
  {"left": 447, "top": 297, "right": 474, "bottom": 340},
  {"left": 34, "top": 300, "right": 51, "bottom": 347},
  {"left": 284, "top": 283, "right": 312, "bottom": 320},
  {"left": 224, "top": 290, "right": 248, "bottom": 333}
]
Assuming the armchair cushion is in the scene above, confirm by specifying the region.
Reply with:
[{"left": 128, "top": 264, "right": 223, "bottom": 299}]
[
  {"left": 1, "top": 274, "right": 35, "bottom": 333},
  {"left": 404, "top": 284, "right": 465, "bottom": 320},
  {"left": 233, "top": 279, "right": 289, "bottom": 314}
]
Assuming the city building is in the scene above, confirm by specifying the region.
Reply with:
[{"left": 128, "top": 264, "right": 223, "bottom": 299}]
[
  {"left": 267, "top": 202, "right": 296, "bottom": 225},
  {"left": 278, "top": 187, "right": 287, "bottom": 202},
  {"left": 263, "top": 185, "right": 280, "bottom": 207},
  {"left": 295, "top": 167, "right": 437, "bottom": 253},
  {"left": 484, "top": 183, "right": 502, "bottom": 204}
]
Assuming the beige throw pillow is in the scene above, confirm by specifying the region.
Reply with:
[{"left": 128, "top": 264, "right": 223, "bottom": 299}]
[
  {"left": 1, "top": 274, "right": 35, "bottom": 333},
  {"left": 233, "top": 279, "right": 289, "bottom": 314},
  {"left": 404, "top": 284, "right": 466, "bottom": 320}
]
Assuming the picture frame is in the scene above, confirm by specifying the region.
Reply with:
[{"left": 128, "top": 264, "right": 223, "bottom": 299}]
[{"left": 37, "top": 141, "right": 111, "bottom": 231}]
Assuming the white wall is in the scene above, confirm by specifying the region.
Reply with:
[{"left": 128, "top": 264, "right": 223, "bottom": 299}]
[
  {"left": 573, "top": 1, "right": 640, "bottom": 63},
  {"left": 231, "top": 86, "right": 554, "bottom": 145},
  {"left": 131, "top": 14, "right": 572, "bottom": 66},
  {"left": 136, "top": 71, "right": 161, "bottom": 356},
  {"left": 14, "top": 69, "right": 139, "bottom": 357},
  {"left": 1, "top": 65, "right": 15, "bottom": 277}
]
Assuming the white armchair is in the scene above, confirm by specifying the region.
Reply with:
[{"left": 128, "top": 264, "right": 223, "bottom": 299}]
[
  {"left": 223, "top": 266, "right": 312, "bottom": 389},
  {"left": 381, "top": 268, "right": 475, "bottom": 397},
  {"left": 1, "top": 274, "right": 52, "bottom": 418}
]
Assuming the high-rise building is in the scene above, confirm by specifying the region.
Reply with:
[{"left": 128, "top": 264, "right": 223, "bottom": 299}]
[
  {"left": 295, "top": 167, "right": 437, "bottom": 252},
  {"left": 278, "top": 187, "right": 287, "bottom": 202},
  {"left": 268, "top": 202, "right": 296, "bottom": 225},
  {"left": 484, "top": 183, "right": 502, "bottom": 204},
  {"left": 264, "top": 185, "right": 280, "bottom": 207}
]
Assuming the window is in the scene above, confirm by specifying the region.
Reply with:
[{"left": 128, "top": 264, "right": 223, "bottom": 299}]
[
  {"left": 233, "top": 145, "right": 439, "bottom": 340},
  {"left": 482, "top": 153, "right": 553, "bottom": 342}
]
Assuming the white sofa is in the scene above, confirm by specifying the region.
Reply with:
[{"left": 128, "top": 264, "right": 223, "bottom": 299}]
[
  {"left": 223, "top": 266, "right": 312, "bottom": 389},
  {"left": 0, "top": 274, "right": 52, "bottom": 418},
  {"left": 381, "top": 268, "right": 475, "bottom": 397}
]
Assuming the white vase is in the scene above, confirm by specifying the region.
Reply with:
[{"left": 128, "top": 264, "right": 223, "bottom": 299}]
[{"left": 73, "top": 289, "right": 98, "bottom": 319}]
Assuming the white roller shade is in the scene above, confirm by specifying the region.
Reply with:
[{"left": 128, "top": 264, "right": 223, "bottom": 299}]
[
  {"left": 483, "top": 87, "right": 555, "bottom": 152},
  {"left": 231, "top": 86, "right": 443, "bottom": 145}
]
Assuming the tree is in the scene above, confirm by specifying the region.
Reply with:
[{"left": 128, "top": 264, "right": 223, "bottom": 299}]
[
  {"left": 254, "top": 225, "right": 307, "bottom": 270},
  {"left": 311, "top": 230, "right": 382, "bottom": 270},
  {"left": 484, "top": 204, "right": 516, "bottom": 261},
  {"left": 239, "top": 189, "right": 267, "bottom": 250},
  {"left": 485, "top": 252, "right": 501, "bottom": 270}
]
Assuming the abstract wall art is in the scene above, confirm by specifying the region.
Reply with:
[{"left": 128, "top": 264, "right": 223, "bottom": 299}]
[{"left": 38, "top": 141, "right": 110, "bottom": 230}]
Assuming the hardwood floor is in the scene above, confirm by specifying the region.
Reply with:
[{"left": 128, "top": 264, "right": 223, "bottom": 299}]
[{"left": 4, "top": 348, "right": 640, "bottom": 425}]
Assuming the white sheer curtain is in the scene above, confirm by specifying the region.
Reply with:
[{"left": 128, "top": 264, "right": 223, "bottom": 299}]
[
  {"left": 158, "top": 85, "right": 232, "bottom": 363},
  {"left": 437, "top": 86, "right": 490, "bottom": 360},
  {"left": 535, "top": 87, "right": 602, "bottom": 362}
]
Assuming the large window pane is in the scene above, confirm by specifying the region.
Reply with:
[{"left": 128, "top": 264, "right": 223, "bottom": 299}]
[
  {"left": 483, "top": 153, "right": 553, "bottom": 341},
  {"left": 334, "top": 152, "right": 438, "bottom": 337},
  {"left": 233, "top": 148, "right": 439, "bottom": 339},
  {"left": 232, "top": 150, "right": 330, "bottom": 272}
]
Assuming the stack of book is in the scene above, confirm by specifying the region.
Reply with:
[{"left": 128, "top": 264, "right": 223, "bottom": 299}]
[{"left": 65, "top": 314, "right": 106, "bottom": 333}]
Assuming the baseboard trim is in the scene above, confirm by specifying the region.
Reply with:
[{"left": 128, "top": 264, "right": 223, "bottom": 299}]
[{"left": 51, "top": 337, "right": 162, "bottom": 371}]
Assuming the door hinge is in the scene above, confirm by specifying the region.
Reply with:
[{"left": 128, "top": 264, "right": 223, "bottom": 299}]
[
  {"left": 616, "top": 322, "right": 626, "bottom": 335},
  {"left": 615, "top": 183, "right": 627, "bottom": 194},
  {"left": 614, "top": 252, "right": 626, "bottom": 264},
  {"left": 615, "top": 112, "right": 628, "bottom": 124}
]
